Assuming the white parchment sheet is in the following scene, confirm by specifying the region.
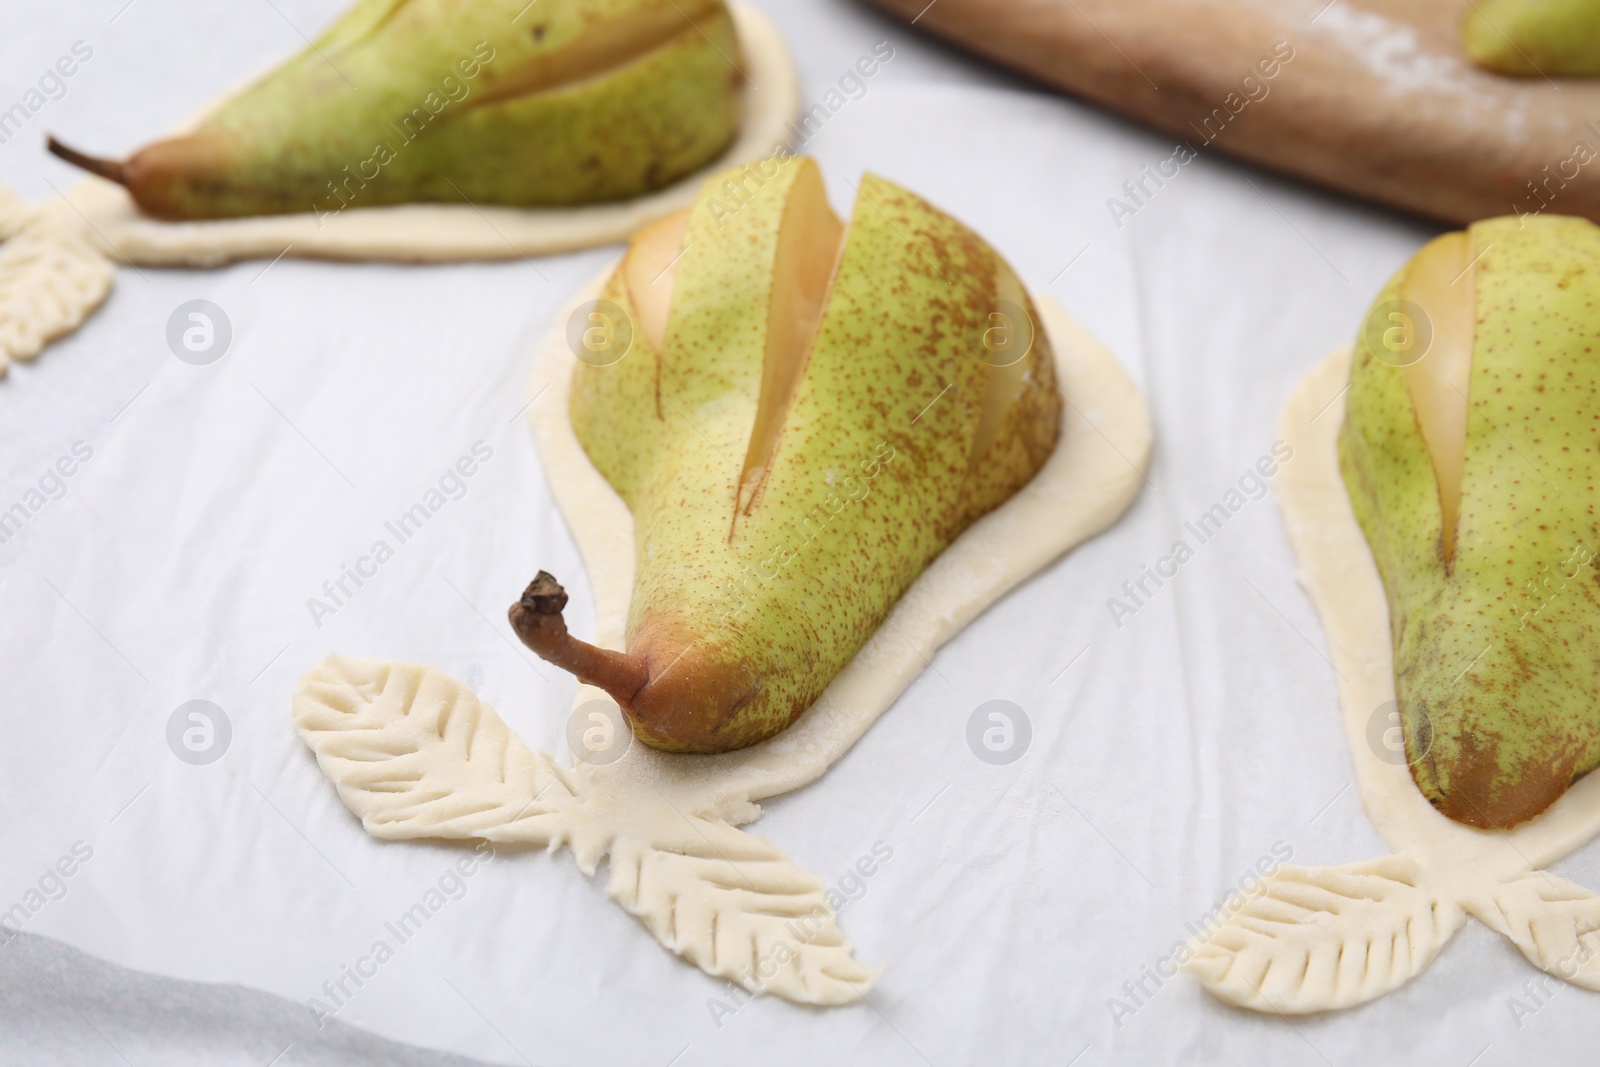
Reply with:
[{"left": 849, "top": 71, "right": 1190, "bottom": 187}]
[{"left": 2, "top": 1, "right": 1596, "bottom": 1063}]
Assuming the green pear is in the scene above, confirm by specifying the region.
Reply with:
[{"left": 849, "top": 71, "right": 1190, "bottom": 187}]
[
  {"left": 1463, "top": 0, "right": 1600, "bottom": 76},
  {"left": 47, "top": 0, "right": 742, "bottom": 220},
  {"left": 1340, "top": 214, "right": 1600, "bottom": 828},
  {"left": 510, "top": 155, "right": 1062, "bottom": 753}
]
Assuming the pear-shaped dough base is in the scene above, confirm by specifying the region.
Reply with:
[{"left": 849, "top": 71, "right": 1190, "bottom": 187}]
[
  {"left": 0, "top": 2, "right": 797, "bottom": 369},
  {"left": 292, "top": 267, "right": 1152, "bottom": 1004},
  {"left": 1187, "top": 348, "right": 1600, "bottom": 1015}
]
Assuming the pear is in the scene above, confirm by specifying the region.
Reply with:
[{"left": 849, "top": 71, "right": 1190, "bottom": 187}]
[
  {"left": 511, "top": 155, "right": 1062, "bottom": 752},
  {"left": 1463, "top": 0, "right": 1600, "bottom": 76},
  {"left": 1340, "top": 214, "right": 1600, "bottom": 828},
  {"left": 47, "top": 0, "right": 742, "bottom": 220}
]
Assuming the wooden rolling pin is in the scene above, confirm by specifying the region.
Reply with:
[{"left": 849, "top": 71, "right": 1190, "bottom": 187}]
[{"left": 864, "top": 0, "right": 1600, "bottom": 225}]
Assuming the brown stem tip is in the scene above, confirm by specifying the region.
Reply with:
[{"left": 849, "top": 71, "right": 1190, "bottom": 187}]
[
  {"left": 508, "top": 571, "right": 650, "bottom": 705},
  {"left": 46, "top": 136, "right": 127, "bottom": 186},
  {"left": 519, "top": 571, "right": 569, "bottom": 616}
]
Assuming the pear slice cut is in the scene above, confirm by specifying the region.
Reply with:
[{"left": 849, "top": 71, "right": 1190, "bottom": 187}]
[
  {"left": 313, "top": 0, "right": 411, "bottom": 54},
  {"left": 734, "top": 162, "right": 846, "bottom": 521},
  {"left": 953, "top": 255, "right": 1061, "bottom": 527},
  {"left": 969, "top": 260, "right": 1036, "bottom": 469},
  {"left": 467, "top": 0, "right": 727, "bottom": 110},
  {"left": 623, "top": 207, "right": 692, "bottom": 354},
  {"left": 1398, "top": 231, "right": 1476, "bottom": 566}
]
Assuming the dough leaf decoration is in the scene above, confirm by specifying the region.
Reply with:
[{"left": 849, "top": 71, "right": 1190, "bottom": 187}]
[
  {"left": 1187, "top": 856, "right": 1465, "bottom": 1013},
  {"left": 1471, "top": 872, "right": 1600, "bottom": 990},
  {"left": 0, "top": 188, "right": 113, "bottom": 374},
  {"left": 294, "top": 654, "right": 875, "bottom": 1004},
  {"left": 604, "top": 814, "right": 876, "bottom": 1004},
  {"left": 293, "top": 656, "right": 586, "bottom": 845},
  {"left": 0, "top": 189, "right": 38, "bottom": 242}
]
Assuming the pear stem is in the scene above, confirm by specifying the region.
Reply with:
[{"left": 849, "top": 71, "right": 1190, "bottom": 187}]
[
  {"left": 46, "top": 136, "right": 127, "bottom": 186},
  {"left": 509, "top": 572, "right": 650, "bottom": 705}
]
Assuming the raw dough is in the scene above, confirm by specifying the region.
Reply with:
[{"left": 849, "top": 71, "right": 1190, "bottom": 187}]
[
  {"left": 293, "top": 268, "right": 1153, "bottom": 1004},
  {"left": 0, "top": 2, "right": 796, "bottom": 368},
  {"left": 0, "top": 188, "right": 113, "bottom": 375},
  {"left": 1186, "top": 347, "right": 1600, "bottom": 1014}
]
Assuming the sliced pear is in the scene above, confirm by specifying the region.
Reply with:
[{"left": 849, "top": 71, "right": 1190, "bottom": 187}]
[
  {"left": 517, "top": 156, "right": 1063, "bottom": 752},
  {"left": 47, "top": 0, "right": 744, "bottom": 219},
  {"left": 1340, "top": 214, "right": 1600, "bottom": 828},
  {"left": 623, "top": 207, "right": 692, "bottom": 354}
]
